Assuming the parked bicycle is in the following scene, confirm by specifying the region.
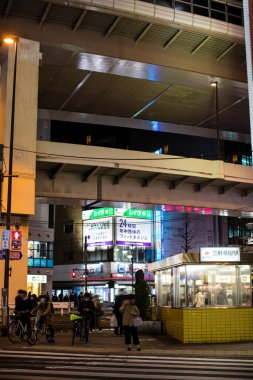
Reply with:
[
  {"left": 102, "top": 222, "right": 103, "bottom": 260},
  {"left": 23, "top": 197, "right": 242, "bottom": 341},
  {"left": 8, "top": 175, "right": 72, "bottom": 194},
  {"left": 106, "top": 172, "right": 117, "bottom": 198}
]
[
  {"left": 70, "top": 314, "right": 85, "bottom": 346},
  {"left": 8, "top": 312, "right": 36, "bottom": 345}
]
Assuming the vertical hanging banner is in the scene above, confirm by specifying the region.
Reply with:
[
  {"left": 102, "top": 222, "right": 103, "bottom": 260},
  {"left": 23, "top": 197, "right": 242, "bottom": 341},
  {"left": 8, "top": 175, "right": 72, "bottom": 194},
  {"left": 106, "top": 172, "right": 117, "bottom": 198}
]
[{"left": 243, "top": 0, "right": 253, "bottom": 162}]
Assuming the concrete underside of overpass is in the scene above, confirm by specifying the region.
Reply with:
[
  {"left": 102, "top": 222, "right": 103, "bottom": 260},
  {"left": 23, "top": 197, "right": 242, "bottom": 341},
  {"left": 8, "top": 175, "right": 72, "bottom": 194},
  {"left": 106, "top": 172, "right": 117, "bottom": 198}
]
[
  {"left": 36, "top": 141, "right": 253, "bottom": 217},
  {"left": 0, "top": 0, "right": 250, "bottom": 142}
]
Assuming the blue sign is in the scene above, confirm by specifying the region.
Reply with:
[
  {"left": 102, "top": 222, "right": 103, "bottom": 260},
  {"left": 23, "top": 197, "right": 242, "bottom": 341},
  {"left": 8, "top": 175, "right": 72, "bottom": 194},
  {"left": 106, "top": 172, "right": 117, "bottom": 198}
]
[{"left": 0, "top": 250, "right": 23, "bottom": 260}]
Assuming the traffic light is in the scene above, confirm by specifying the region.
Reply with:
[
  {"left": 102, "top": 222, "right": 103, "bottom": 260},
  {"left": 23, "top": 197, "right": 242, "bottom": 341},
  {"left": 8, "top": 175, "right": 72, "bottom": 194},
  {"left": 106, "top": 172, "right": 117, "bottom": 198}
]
[
  {"left": 72, "top": 270, "right": 76, "bottom": 280},
  {"left": 11, "top": 230, "right": 22, "bottom": 250}
]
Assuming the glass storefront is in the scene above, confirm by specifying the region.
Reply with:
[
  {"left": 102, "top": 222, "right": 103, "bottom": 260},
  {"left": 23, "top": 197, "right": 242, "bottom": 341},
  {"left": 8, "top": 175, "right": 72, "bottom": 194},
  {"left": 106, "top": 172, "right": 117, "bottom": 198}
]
[
  {"left": 28, "top": 240, "right": 54, "bottom": 268},
  {"left": 157, "top": 264, "right": 252, "bottom": 308}
]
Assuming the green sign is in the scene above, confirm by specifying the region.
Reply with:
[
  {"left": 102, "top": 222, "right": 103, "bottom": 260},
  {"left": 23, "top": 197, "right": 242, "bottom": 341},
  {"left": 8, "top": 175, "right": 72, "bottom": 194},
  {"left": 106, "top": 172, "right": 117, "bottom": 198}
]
[
  {"left": 82, "top": 207, "right": 153, "bottom": 220},
  {"left": 122, "top": 209, "right": 153, "bottom": 220},
  {"left": 82, "top": 207, "right": 114, "bottom": 220}
]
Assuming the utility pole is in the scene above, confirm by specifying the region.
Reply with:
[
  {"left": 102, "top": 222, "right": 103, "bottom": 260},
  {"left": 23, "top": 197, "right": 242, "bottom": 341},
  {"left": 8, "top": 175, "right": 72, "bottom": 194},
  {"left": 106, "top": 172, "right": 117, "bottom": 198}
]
[{"left": 2, "top": 37, "right": 19, "bottom": 335}]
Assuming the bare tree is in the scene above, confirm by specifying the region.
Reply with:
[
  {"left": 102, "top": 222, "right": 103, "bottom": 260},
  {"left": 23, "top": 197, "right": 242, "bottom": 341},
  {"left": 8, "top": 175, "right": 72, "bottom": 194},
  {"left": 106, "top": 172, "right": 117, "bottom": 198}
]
[{"left": 180, "top": 214, "right": 195, "bottom": 253}]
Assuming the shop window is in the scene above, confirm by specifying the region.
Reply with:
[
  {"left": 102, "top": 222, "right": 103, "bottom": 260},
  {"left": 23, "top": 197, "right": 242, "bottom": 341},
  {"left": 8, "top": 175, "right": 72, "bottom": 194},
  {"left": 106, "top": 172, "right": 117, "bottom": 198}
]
[
  {"left": 227, "top": 5, "right": 242, "bottom": 17},
  {"left": 193, "top": 6, "right": 209, "bottom": 17},
  {"left": 211, "top": 1, "right": 225, "bottom": 12},
  {"left": 64, "top": 223, "right": 74, "bottom": 234},
  {"left": 211, "top": 10, "right": 226, "bottom": 21},
  {"left": 161, "top": 269, "right": 173, "bottom": 306},
  {"left": 172, "top": 265, "right": 252, "bottom": 308},
  {"left": 156, "top": 0, "right": 173, "bottom": 7},
  {"left": 193, "top": 0, "right": 208, "bottom": 6},
  {"left": 175, "top": 1, "right": 191, "bottom": 12},
  {"left": 227, "top": 14, "right": 242, "bottom": 25},
  {"left": 28, "top": 240, "right": 54, "bottom": 268}
]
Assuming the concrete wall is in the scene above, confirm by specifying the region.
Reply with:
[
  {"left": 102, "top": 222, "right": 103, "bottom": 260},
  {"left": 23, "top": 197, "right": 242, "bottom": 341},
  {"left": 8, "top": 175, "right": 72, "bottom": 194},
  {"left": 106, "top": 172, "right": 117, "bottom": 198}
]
[{"left": 54, "top": 206, "right": 83, "bottom": 265}]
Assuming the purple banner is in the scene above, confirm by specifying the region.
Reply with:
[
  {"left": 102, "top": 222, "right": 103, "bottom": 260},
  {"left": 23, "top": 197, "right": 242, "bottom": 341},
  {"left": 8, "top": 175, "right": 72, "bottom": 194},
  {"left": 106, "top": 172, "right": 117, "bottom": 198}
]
[{"left": 116, "top": 241, "right": 152, "bottom": 247}]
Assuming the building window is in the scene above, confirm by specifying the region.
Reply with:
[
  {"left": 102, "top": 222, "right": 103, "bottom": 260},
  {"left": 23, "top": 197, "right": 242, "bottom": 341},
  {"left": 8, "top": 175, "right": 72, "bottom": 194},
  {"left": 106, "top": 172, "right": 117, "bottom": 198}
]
[
  {"left": 64, "top": 223, "right": 74, "bottom": 234},
  {"left": 28, "top": 241, "right": 54, "bottom": 268}
]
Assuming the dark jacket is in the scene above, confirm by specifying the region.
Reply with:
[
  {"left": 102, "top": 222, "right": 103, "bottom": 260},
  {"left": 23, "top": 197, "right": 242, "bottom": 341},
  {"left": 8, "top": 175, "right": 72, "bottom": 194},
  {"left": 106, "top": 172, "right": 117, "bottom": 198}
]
[
  {"left": 113, "top": 294, "right": 125, "bottom": 315},
  {"left": 78, "top": 299, "right": 95, "bottom": 319},
  {"left": 15, "top": 296, "right": 32, "bottom": 313}
]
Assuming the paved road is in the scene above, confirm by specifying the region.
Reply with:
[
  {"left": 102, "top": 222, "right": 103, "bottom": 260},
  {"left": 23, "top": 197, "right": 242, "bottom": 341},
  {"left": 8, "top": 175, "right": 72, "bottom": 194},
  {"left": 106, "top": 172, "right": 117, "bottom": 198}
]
[{"left": 0, "top": 350, "right": 253, "bottom": 379}]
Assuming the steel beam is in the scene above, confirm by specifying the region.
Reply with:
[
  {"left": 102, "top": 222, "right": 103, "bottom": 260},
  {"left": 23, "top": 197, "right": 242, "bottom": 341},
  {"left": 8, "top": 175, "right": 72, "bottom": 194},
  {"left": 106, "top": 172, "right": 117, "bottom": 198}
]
[
  {"left": 104, "top": 16, "right": 121, "bottom": 37},
  {"left": 72, "top": 9, "right": 87, "bottom": 32},
  {"left": 39, "top": 2, "right": 52, "bottom": 26},
  {"left": 50, "top": 163, "right": 66, "bottom": 180},
  {"left": 241, "top": 187, "right": 253, "bottom": 197},
  {"left": 59, "top": 72, "right": 92, "bottom": 110},
  {"left": 142, "top": 173, "right": 160, "bottom": 187},
  {"left": 163, "top": 30, "right": 182, "bottom": 49},
  {"left": 219, "top": 183, "right": 238, "bottom": 195},
  {"left": 113, "top": 169, "right": 130, "bottom": 185},
  {"left": 216, "top": 42, "right": 237, "bottom": 61},
  {"left": 191, "top": 36, "right": 211, "bottom": 55},
  {"left": 82, "top": 166, "right": 100, "bottom": 182},
  {"left": 135, "top": 23, "right": 153, "bottom": 44},
  {"left": 195, "top": 179, "right": 215, "bottom": 192},
  {"left": 169, "top": 176, "right": 189, "bottom": 190},
  {"left": 132, "top": 84, "right": 173, "bottom": 119}
]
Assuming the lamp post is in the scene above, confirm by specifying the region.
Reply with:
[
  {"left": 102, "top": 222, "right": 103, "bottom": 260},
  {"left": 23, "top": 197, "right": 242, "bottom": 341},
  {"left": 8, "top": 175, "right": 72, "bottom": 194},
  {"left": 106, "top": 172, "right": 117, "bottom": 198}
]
[
  {"left": 128, "top": 244, "right": 135, "bottom": 290},
  {"left": 1, "top": 36, "right": 19, "bottom": 335},
  {"left": 84, "top": 235, "right": 88, "bottom": 292},
  {"left": 211, "top": 80, "right": 221, "bottom": 160}
]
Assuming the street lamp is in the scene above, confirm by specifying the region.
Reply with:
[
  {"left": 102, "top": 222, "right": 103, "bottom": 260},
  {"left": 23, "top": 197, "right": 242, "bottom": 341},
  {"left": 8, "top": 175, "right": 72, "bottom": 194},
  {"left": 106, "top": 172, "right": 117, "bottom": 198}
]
[
  {"left": 210, "top": 80, "right": 221, "bottom": 160},
  {"left": 1, "top": 35, "right": 19, "bottom": 335}
]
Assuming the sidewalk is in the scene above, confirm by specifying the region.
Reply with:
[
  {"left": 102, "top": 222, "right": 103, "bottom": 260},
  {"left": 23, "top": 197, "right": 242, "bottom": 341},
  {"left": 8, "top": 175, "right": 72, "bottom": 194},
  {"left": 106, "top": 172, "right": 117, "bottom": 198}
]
[{"left": 1, "top": 329, "right": 253, "bottom": 358}]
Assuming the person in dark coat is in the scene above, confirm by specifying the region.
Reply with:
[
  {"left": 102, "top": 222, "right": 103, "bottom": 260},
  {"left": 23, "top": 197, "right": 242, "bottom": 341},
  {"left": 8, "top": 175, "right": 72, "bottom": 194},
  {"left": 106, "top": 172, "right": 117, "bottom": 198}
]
[
  {"left": 113, "top": 289, "right": 125, "bottom": 337},
  {"left": 77, "top": 292, "right": 95, "bottom": 342},
  {"left": 14, "top": 289, "right": 32, "bottom": 336}
]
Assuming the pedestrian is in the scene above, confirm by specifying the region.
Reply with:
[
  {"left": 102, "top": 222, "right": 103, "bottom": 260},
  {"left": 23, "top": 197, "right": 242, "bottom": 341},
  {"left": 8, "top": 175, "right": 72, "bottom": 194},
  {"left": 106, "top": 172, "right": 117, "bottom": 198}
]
[
  {"left": 58, "top": 292, "right": 63, "bottom": 302},
  {"left": 120, "top": 296, "right": 141, "bottom": 351},
  {"left": 93, "top": 295, "right": 103, "bottom": 332},
  {"left": 78, "top": 292, "right": 95, "bottom": 342},
  {"left": 113, "top": 289, "right": 125, "bottom": 337},
  {"left": 32, "top": 295, "right": 55, "bottom": 343},
  {"left": 63, "top": 293, "right": 69, "bottom": 302}
]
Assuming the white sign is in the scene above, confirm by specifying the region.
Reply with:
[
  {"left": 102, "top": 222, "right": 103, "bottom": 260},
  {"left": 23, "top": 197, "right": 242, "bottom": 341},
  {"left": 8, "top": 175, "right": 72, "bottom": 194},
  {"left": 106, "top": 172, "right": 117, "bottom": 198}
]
[
  {"left": 83, "top": 217, "right": 113, "bottom": 248},
  {"left": 1, "top": 230, "right": 10, "bottom": 250},
  {"left": 115, "top": 217, "right": 152, "bottom": 247},
  {"left": 200, "top": 247, "right": 240, "bottom": 262},
  {"left": 27, "top": 275, "right": 47, "bottom": 283}
]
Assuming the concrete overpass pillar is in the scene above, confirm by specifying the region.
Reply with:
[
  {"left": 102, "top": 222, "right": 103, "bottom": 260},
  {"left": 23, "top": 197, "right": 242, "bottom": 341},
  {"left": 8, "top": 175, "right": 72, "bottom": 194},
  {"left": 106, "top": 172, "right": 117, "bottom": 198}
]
[{"left": 0, "top": 38, "right": 40, "bottom": 305}]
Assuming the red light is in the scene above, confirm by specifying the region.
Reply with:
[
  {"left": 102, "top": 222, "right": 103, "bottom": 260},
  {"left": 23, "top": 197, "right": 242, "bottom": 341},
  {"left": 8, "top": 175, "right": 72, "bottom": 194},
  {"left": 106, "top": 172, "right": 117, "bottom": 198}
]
[
  {"left": 12, "top": 230, "right": 21, "bottom": 240},
  {"left": 72, "top": 271, "right": 76, "bottom": 280}
]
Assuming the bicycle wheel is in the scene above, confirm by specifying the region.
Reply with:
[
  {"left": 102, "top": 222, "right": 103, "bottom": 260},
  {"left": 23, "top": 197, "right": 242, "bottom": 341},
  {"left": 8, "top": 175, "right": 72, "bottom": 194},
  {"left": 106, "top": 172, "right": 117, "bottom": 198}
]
[
  {"left": 8, "top": 320, "right": 22, "bottom": 343},
  {"left": 28, "top": 329, "right": 37, "bottom": 346}
]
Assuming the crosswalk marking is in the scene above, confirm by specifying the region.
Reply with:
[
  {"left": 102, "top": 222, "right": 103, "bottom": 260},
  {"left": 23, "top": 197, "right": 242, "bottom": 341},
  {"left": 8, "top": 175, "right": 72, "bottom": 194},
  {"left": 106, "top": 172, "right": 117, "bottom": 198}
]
[{"left": 0, "top": 350, "right": 252, "bottom": 379}]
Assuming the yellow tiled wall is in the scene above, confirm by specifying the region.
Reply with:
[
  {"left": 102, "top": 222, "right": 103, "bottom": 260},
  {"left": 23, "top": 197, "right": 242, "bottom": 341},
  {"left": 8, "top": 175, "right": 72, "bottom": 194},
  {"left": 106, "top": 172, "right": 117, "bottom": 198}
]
[{"left": 158, "top": 307, "right": 253, "bottom": 343}]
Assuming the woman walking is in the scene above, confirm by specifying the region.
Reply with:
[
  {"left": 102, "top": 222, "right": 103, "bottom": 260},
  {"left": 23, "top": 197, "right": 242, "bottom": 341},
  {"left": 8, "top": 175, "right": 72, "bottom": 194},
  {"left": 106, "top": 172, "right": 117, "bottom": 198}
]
[{"left": 120, "top": 296, "right": 141, "bottom": 351}]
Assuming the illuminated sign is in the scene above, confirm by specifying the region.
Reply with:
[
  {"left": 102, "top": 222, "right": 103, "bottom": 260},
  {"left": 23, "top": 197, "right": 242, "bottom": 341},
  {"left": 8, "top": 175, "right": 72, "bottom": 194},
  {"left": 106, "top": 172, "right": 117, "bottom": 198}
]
[
  {"left": 83, "top": 217, "right": 113, "bottom": 248},
  {"left": 200, "top": 247, "right": 240, "bottom": 262},
  {"left": 27, "top": 275, "right": 47, "bottom": 283},
  {"left": 115, "top": 217, "right": 152, "bottom": 247},
  {"left": 82, "top": 207, "right": 114, "bottom": 220}
]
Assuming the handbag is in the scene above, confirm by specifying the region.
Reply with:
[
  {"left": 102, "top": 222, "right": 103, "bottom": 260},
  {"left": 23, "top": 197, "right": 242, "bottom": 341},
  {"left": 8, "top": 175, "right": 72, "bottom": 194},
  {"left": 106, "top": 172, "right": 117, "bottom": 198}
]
[
  {"left": 110, "top": 314, "right": 118, "bottom": 328},
  {"left": 133, "top": 316, "right": 142, "bottom": 328}
]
